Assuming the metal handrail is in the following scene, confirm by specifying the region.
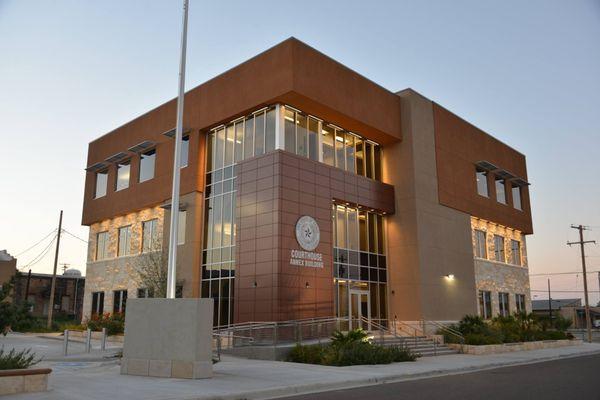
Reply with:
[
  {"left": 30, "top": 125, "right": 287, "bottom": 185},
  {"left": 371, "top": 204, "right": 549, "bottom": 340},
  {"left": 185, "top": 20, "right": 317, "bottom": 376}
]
[{"left": 421, "top": 319, "right": 465, "bottom": 344}]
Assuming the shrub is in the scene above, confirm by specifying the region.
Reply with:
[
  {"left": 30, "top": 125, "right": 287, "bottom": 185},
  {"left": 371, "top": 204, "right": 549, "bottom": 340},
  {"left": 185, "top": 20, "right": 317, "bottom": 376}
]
[
  {"left": 0, "top": 347, "right": 40, "bottom": 370},
  {"left": 287, "top": 343, "right": 325, "bottom": 364},
  {"left": 552, "top": 315, "right": 573, "bottom": 332},
  {"left": 84, "top": 313, "right": 124, "bottom": 335},
  {"left": 533, "top": 330, "right": 568, "bottom": 341}
]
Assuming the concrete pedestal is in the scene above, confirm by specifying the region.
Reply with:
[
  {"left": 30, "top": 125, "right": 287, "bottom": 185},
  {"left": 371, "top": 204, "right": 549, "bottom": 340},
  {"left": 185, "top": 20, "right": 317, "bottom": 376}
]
[{"left": 121, "top": 298, "right": 214, "bottom": 379}]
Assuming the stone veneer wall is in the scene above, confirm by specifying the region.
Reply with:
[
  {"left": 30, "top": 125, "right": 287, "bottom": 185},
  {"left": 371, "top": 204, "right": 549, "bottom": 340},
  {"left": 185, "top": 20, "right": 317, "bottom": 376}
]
[
  {"left": 82, "top": 207, "right": 164, "bottom": 321},
  {"left": 471, "top": 217, "right": 528, "bottom": 267}
]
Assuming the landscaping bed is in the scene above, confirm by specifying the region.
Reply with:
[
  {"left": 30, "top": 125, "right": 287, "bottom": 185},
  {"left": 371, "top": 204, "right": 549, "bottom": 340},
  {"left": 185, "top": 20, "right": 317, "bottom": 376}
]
[
  {"left": 449, "top": 339, "right": 582, "bottom": 355},
  {"left": 287, "top": 329, "right": 418, "bottom": 366}
]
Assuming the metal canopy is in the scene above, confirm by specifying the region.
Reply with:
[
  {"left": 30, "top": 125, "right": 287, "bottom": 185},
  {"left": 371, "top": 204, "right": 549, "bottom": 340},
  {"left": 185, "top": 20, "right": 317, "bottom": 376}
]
[
  {"left": 511, "top": 177, "right": 530, "bottom": 186},
  {"left": 476, "top": 160, "right": 530, "bottom": 186},
  {"left": 85, "top": 161, "right": 109, "bottom": 172},
  {"left": 104, "top": 151, "right": 129, "bottom": 164},
  {"left": 475, "top": 160, "right": 498, "bottom": 171},
  {"left": 128, "top": 140, "right": 156, "bottom": 153},
  {"left": 163, "top": 127, "right": 190, "bottom": 138},
  {"left": 159, "top": 201, "right": 188, "bottom": 211}
]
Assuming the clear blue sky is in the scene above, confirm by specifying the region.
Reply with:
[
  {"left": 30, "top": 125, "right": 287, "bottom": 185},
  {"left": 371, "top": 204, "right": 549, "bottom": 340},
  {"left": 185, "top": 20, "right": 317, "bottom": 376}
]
[{"left": 1, "top": 0, "right": 599, "bottom": 303}]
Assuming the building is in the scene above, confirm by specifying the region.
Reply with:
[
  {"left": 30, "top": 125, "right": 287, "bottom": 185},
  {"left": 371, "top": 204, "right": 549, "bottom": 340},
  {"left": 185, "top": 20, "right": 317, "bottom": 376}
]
[
  {"left": 0, "top": 250, "right": 17, "bottom": 290},
  {"left": 531, "top": 298, "right": 582, "bottom": 317},
  {"left": 14, "top": 269, "right": 85, "bottom": 321},
  {"left": 81, "top": 38, "right": 533, "bottom": 328}
]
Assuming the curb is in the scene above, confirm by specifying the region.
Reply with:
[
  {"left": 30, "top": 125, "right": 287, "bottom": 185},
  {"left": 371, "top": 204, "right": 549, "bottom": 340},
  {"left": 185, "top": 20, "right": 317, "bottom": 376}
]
[{"left": 175, "top": 347, "right": 600, "bottom": 400}]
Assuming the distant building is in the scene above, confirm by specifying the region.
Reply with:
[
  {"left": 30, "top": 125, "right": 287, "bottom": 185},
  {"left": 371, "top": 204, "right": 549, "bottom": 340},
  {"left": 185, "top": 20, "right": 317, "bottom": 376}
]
[
  {"left": 14, "top": 269, "right": 85, "bottom": 321},
  {"left": 531, "top": 298, "right": 581, "bottom": 317},
  {"left": 559, "top": 305, "right": 600, "bottom": 329},
  {"left": 0, "top": 250, "right": 17, "bottom": 290}
]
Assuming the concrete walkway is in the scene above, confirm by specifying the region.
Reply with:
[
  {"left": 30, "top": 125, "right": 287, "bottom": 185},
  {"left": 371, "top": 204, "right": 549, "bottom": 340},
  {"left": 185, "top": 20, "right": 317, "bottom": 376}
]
[{"left": 4, "top": 333, "right": 600, "bottom": 400}]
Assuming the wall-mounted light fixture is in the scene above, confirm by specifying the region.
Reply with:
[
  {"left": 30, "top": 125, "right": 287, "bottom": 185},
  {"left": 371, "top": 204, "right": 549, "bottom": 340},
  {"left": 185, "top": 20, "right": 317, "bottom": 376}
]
[
  {"left": 253, "top": 282, "right": 258, "bottom": 288},
  {"left": 444, "top": 274, "right": 455, "bottom": 281},
  {"left": 305, "top": 282, "right": 310, "bottom": 288}
]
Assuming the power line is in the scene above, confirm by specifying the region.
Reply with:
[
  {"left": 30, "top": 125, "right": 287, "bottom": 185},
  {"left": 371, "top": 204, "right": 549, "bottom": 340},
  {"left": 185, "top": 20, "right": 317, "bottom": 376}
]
[
  {"left": 17, "top": 234, "right": 57, "bottom": 270},
  {"left": 531, "top": 289, "right": 600, "bottom": 293},
  {"left": 61, "top": 229, "right": 88, "bottom": 244},
  {"left": 529, "top": 270, "right": 600, "bottom": 276},
  {"left": 14, "top": 229, "right": 57, "bottom": 257}
]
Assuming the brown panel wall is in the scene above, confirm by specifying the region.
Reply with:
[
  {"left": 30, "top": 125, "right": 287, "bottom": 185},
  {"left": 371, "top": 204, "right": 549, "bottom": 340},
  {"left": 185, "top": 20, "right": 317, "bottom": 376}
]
[
  {"left": 433, "top": 103, "right": 533, "bottom": 234},
  {"left": 83, "top": 38, "right": 402, "bottom": 226},
  {"left": 234, "top": 150, "right": 394, "bottom": 323}
]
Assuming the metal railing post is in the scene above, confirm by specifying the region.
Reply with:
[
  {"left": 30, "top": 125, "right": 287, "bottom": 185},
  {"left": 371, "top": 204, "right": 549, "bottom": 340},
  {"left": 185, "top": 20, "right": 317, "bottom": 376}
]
[
  {"left": 63, "top": 330, "right": 69, "bottom": 356},
  {"left": 101, "top": 328, "right": 107, "bottom": 351},
  {"left": 217, "top": 335, "right": 222, "bottom": 361},
  {"left": 85, "top": 328, "right": 92, "bottom": 353}
]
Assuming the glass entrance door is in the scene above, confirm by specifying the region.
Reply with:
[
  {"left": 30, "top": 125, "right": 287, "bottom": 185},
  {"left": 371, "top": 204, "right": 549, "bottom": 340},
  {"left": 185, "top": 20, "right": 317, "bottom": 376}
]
[{"left": 349, "top": 289, "right": 371, "bottom": 331}]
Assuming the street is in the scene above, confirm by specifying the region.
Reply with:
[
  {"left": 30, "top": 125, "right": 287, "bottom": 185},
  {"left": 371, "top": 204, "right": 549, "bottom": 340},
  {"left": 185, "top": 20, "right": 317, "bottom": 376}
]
[{"left": 279, "top": 353, "right": 600, "bottom": 400}]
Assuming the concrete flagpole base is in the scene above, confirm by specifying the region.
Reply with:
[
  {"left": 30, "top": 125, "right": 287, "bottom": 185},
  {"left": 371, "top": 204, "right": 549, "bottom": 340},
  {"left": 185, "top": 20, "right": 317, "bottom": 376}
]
[{"left": 120, "top": 298, "right": 214, "bottom": 379}]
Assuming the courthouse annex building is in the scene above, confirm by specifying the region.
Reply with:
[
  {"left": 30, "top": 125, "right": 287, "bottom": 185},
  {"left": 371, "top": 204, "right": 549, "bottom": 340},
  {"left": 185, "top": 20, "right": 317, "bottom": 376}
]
[{"left": 81, "top": 38, "right": 533, "bottom": 328}]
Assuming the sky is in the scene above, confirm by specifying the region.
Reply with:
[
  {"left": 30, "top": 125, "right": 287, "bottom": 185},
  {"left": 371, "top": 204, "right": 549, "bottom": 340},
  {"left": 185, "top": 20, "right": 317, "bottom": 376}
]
[{"left": 0, "top": 0, "right": 599, "bottom": 303}]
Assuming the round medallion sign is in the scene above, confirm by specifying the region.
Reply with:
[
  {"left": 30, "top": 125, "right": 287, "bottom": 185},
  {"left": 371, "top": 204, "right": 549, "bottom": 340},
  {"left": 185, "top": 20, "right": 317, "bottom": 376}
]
[{"left": 295, "top": 216, "right": 320, "bottom": 251}]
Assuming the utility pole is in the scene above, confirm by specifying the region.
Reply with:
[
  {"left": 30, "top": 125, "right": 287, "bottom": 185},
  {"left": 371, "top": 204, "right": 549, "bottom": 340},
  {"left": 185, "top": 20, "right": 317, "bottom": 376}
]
[
  {"left": 547, "top": 278, "right": 552, "bottom": 322},
  {"left": 47, "top": 210, "right": 63, "bottom": 329},
  {"left": 567, "top": 224, "right": 596, "bottom": 343}
]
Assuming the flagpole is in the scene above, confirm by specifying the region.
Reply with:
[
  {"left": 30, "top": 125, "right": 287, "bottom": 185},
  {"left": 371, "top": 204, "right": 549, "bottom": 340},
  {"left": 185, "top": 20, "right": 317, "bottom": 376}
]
[{"left": 166, "top": 0, "right": 189, "bottom": 299}]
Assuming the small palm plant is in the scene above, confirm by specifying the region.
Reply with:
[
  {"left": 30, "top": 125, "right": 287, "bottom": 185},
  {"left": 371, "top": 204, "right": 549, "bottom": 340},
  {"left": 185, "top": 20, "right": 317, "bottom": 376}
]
[{"left": 330, "top": 328, "right": 369, "bottom": 348}]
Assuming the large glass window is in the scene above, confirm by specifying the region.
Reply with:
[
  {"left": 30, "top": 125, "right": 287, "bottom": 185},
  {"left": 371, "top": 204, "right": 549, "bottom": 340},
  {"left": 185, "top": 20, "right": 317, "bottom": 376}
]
[
  {"left": 479, "top": 290, "right": 492, "bottom": 319},
  {"left": 516, "top": 294, "right": 526, "bottom": 313},
  {"left": 96, "top": 231, "right": 109, "bottom": 260},
  {"left": 510, "top": 239, "right": 521, "bottom": 265},
  {"left": 118, "top": 226, "right": 132, "bottom": 257},
  {"left": 476, "top": 168, "right": 488, "bottom": 197},
  {"left": 335, "top": 130, "right": 345, "bottom": 170},
  {"left": 91, "top": 291, "right": 104, "bottom": 316},
  {"left": 498, "top": 292, "right": 509, "bottom": 317},
  {"left": 139, "top": 149, "right": 156, "bottom": 182},
  {"left": 142, "top": 219, "right": 159, "bottom": 252},
  {"left": 512, "top": 184, "right": 522, "bottom": 210},
  {"left": 495, "top": 178, "right": 506, "bottom": 204},
  {"left": 95, "top": 170, "right": 108, "bottom": 198},
  {"left": 494, "top": 235, "right": 505, "bottom": 262},
  {"left": 333, "top": 204, "right": 387, "bottom": 324},
  {"left": 113, "top": 290, "right": 127, "bottom": 314},
  {"left": 322, "top": 125, "right": 335, "bottom": 166},
  {"left": 115, "top": 160, "right": 130, "bottom": 191},
  {"left": 474, "top": 229, "right": 487, "bottom": 258}
]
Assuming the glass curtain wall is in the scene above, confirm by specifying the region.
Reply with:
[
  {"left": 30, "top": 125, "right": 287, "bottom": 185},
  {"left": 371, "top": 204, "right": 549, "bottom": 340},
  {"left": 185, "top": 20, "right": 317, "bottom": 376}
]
[
  {"left": 202, "top": 106, "right": 276, "bottom": 327},
  {"left": 283, "top": 106, "right": 382, "bottom": 181},
  {"left": 332, "top": 204, "right": 387, "bottom": 325}
]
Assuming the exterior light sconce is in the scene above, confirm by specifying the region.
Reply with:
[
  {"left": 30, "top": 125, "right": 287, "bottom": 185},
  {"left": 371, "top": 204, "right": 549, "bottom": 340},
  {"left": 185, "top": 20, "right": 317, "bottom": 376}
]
[
  {"left": 253, "top": 282, "right": 258, "bottom": 288},
  {"left": 445, "top": 274, "right": 455, "bottom": 281},
  {"left": 305, "top": 282, "right": 310, "bottom": 288}
]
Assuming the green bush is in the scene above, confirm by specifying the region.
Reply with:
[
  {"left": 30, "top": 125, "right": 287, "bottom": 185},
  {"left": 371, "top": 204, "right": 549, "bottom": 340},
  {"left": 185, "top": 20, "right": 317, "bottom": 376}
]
[
  {"left": 0, "top": 347, "right": 40, "bottom": 370},
  {"left": 464, "top": 333, "right": 503, "bottom": 345},
  {"left": 84, "top": 313, "right": 124, "bottom": 335},
  {"left": 533, "top": 330, "right": 568, "bottom": 341},
  {"left": 287, "top": 329, "right": 417, "bottom": 366}
]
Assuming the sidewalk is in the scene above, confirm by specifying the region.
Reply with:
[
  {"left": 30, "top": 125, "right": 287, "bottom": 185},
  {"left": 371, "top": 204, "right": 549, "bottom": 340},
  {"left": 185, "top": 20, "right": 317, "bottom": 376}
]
[{"left": 7, "top": 338, "right": 600, "bottom": 400}]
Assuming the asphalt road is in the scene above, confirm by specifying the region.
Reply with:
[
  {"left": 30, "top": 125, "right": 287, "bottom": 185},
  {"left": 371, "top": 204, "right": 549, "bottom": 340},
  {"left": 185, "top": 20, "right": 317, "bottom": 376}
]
[{"left": 279, "top": 353, "right": 600, "bottom": 400}]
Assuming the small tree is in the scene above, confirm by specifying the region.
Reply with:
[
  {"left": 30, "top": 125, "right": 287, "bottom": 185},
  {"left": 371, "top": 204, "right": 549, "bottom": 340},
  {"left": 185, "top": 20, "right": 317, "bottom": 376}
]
[
  {"left": 0, "top": 273, "right": 34, "bottom": 335},
  {"left": 134, "top": 247, "right": 168, "bottom": 298}
]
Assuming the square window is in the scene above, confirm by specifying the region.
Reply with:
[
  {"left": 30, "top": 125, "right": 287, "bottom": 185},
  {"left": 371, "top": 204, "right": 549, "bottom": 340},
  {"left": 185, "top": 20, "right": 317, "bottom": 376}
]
[
  {"left": 476, "top": 168, "right": 488, "bottom": 197},
  {"left": 495, "top": 178, "right": 506, "bottom": 204},
  {"left": 139, "top": 149, "right": 156, "bottom": 182},
  {"left": 512, "top": 185, "right": 522, "bottom": 210},
  {"left": 95, "top": 170, "right": 108, "bottom": 198},
  {"left": 116, "top": 160, "right": 130, "bottom": 191}
]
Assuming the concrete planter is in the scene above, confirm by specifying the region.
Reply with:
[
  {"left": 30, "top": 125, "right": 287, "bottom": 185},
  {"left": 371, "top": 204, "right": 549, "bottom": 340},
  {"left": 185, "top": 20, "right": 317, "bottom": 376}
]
[
  {"left": 448, "top": 339, "right": 582, "bottom": 355},
  {"left": 0, "top": 368, "right": 51, "bottom": 395}
]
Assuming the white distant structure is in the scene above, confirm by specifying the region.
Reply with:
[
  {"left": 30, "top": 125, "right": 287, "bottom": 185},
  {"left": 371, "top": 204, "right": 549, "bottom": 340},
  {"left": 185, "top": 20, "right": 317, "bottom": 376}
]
[{"left": 63, "top": 269, "right": 82, "bottom": 278}]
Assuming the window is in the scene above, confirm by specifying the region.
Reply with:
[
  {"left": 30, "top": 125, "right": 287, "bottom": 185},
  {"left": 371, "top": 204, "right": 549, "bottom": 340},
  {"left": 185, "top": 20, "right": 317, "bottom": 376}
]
[
  {"left": 139, "top": 148, "right": 156, "bottom": 182},
  {"left": 113, "top": 290, "right": 127, "bottom": 314},
  {"left": 498, "top": 292, "right": 509, "bottom": 317},
  {"left": 118, "top": 226, "right": 132, "bottom": 257},
  {"left": 180, "top": 135, "right": 189, "bottom": 168},
  {"left": 91, "top": 291, "right": 104, "bottom": 316},
  {"left": 479, "top": 290, "right": 492, "bottom": 319},
  {"left": 495, "top": 178, "right": 506, "bottom": 204},
  {"left": 474, "top": 230, "right": 487, "bottom": 258},
  {"left": 178, "top": 210, "right": 186, "bottom": 245},
  {"left": 322, "top": 125, "right": 335, "bottom": 166},
  {"left": 476, "top": 168, "right": 488, "bottom": 197},
  {"left": 96, "top": 231, "right": 109, "bottom": 260},
  {"left": 515, "top": 294, "right": 526, "bottom": 313},
  {"left": 95, "top": 170, "right": 108, "bottom": 198},
  {"left": 494, "top": 235, "right": 505, "bottom": 262},
  {"left": 142, "top": 219, "right": 159, "bottom": 252},
  {"left": 510, "top": 239, "right": 521, "bottom": 265},
  {"left": 137, "top": 287, "right": 154, "bottom": 298},
  {"left": 115, "top": 160, "right": 130, "bottom": 191},
  {"left": 512, "top": 184, "right": 522, "bottom": 210}
]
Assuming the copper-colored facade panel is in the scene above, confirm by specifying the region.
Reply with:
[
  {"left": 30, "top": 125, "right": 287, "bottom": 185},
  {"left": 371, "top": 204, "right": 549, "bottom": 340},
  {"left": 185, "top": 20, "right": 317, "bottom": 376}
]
[{"left": 433, "top": 103, "right": 533, "bottom": 234}]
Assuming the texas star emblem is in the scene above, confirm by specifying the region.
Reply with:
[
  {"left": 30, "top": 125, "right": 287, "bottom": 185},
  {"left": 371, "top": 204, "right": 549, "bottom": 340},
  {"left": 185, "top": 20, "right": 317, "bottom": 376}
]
[{"left": 295, "top": 216, "right": 320, "bottom": 251}]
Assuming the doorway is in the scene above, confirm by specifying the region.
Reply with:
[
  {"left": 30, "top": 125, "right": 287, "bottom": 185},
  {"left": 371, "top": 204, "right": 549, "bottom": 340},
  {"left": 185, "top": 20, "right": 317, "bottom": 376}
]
[{"left": 349, "top": 289, "right": 371, "bottom": 331}]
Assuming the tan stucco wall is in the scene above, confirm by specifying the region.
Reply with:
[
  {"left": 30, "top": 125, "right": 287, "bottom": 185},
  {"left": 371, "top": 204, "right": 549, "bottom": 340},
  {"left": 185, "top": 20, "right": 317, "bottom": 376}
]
[{"left": 384, "top": 89, "right": 478, "bottom": 322}]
